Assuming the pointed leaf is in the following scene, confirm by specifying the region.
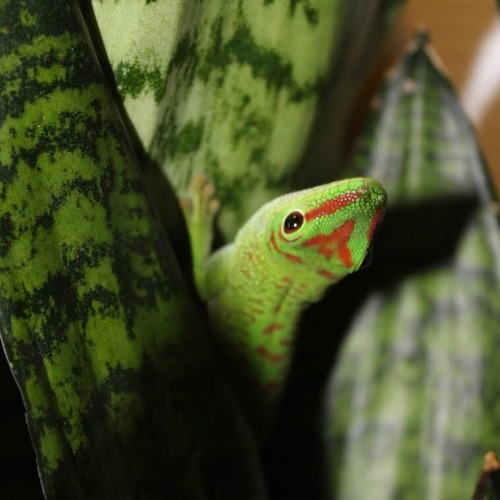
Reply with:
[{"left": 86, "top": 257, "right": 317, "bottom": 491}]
[{"left": 326, "top": 32, "right": 500, "bottom": 499}]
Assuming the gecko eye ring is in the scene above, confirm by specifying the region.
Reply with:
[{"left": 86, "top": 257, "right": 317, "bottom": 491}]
[{"left": 283, "top": 211, "right": 304, "bottom": 234}]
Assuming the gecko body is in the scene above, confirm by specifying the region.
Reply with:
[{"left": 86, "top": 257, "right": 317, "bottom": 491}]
[{"left": 181, "top": 176, "right": 387, "bottom": 439}]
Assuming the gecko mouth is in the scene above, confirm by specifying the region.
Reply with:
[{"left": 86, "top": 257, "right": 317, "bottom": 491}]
[{"left": 359, "top": 247, "right": 374, "bottom": 270}]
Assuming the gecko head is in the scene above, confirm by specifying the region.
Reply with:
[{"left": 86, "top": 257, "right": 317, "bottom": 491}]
[{"left": 267, "top": 178, "right": 387, "bottom": 282}]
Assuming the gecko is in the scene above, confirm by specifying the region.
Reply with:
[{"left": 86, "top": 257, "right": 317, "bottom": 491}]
[{"left": 181, "top": 175, "right": 387, "bottom": 441}]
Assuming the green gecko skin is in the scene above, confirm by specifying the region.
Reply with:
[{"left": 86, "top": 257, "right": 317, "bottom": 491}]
[{"left": 182, "top": 175, "right": 387, "bottom": 439}]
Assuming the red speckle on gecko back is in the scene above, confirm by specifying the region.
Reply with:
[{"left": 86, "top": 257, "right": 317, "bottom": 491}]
[
  {"left": 250, "top": 297, "right": 265, "bottom": 306},
  {"left": 263, "top": 323, "right": 283, "bottom": 334},
  {"left": 273, "top": 281, "right": 289, "bottom": 290},
  {"left": 256, "top": 346, "right": 285, "bottom": 364},
  {"left": 317, "top": 269, "right": 339, "bottom": 280}
]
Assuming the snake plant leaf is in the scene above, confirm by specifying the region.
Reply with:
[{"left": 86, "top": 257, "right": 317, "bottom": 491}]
[
  {"left": 0, "top": 2, "right": 265, "bottom": 498},
  {"left": 90, "top": 0, "right": 405, "bottom": 240},
  {"left": 295, "top": 0, "right": 407, "bottom": 188},
  {"left": 325, "top": 31, "right": 500, "bottom": 499},
  {"left": 91, "top": 0, "right": 344, "bottom": 239}
]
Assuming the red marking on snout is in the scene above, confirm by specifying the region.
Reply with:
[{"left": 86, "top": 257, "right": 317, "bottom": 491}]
[
  {"left": 302, "top": 220, "right": 355, "bottom": 268},
  {"left": 368, "top": 207, "right": 384, "bottom": 241},
  {"left": 304, "top": 192, "right": 361, "bottom": 221}
]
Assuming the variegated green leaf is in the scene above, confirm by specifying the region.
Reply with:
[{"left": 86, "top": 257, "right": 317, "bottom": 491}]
[
  {"left": 326, "top": 31, "right": 500, "bottom": 499},
  {"left": 92, "top": 0, "right": 343, "bottom": 238},
  {"left": 0, "top": 2, "right": 265, "bottom": 498},
  {"left": 91, "top": 0, "right": 406, "bottom": 239}
]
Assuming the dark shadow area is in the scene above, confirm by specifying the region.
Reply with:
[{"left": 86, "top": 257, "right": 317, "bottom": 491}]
[
  {"left": 262, "top": 194, "right": 480, "bottom": 500},
  {"left": 0, "top": 346, "right": 44, "bottom": 499},
  {"left": 484, "top": 469, "right": 500, "bottom": 500},
  {"left": 472, "top": 468, "right": 500, "bottom": 500}
]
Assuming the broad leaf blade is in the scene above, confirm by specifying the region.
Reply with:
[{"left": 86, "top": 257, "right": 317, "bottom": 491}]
[
  {"left": 91, "top": 0, "right": 344, "bottom": 238},
  {"left": 90, "top": 0, "right": 406, "bottom": 239},
  {"left": 295, "top": 0, "right": 407, "bottom": 188},
  {"left": 0, "top": 2, "right": 264, "bottom": 498},
  {"left": 326, "top": 32, "right": 500, "bottom": 499}
]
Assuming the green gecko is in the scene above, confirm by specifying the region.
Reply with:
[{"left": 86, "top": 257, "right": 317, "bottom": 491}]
[{"left": 181, "top": 175, "right": 387, "bottom": 440}]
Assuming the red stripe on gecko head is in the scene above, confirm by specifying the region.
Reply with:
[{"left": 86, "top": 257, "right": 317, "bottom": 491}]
[
  {"left": 304, "top": 192, "right": 362, "bottom": 222},
  {"left": 270, "top": 232, "right": 302, "bottom": 263},
  {"left": 302, "top": 220, "right": 355, "bottom": 267},
  {"left": 368, "top": 207, "right": 384, "bottom": 241}
]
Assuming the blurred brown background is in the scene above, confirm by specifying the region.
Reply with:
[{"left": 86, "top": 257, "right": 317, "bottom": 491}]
[{"left": 398, "top": 0, "right": 500, "bottom": 193}]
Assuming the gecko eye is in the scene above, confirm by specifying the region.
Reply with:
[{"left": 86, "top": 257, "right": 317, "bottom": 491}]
[{"left": 283, "top": 211, "right": 304, "bottom": 233}]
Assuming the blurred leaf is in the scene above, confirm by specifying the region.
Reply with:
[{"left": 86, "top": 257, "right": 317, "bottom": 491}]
[
  {"left": 0, "top": 2, "right": 265, "bottom": 498},
  {"left": 326, "top": 31, "right": 500, "bottom": 499}
]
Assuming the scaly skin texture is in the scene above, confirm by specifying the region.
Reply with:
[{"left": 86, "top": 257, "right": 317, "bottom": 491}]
[{"left": 182, "top": 175, "right": 387, "bottom": 439}]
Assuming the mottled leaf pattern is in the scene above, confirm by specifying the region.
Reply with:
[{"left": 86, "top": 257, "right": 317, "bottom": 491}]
[
  {"left": 92, "top": 0, "right": 406, "bottom": 239},
  {"left": 91, "top": 0, "right": 344, "bottom": 238},
  {"left": 0, "top": 2, "right": 264, "bottom": 498},
  {"left": 326, "top": 32, "right": 500, "bottom": 499},
  {"left": 4, "top": 1, "right": 498, "bottom": 499}
]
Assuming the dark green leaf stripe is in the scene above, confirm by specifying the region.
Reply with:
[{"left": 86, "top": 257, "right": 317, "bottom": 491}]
[
  {"left": 92, "top": 0, "right": 343, "bottom": 238},
  {"left": 152, "top": 3, "right": 338, "bottom": 237},
  {"left": 326, "top": 32, "right": 500, "bottom": 499},
  {"left": 0, "top": 2, "right": 264, "bottom": 498},
  {"left": 114, "top": 60, "right": 164, "bottom": 101}
]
